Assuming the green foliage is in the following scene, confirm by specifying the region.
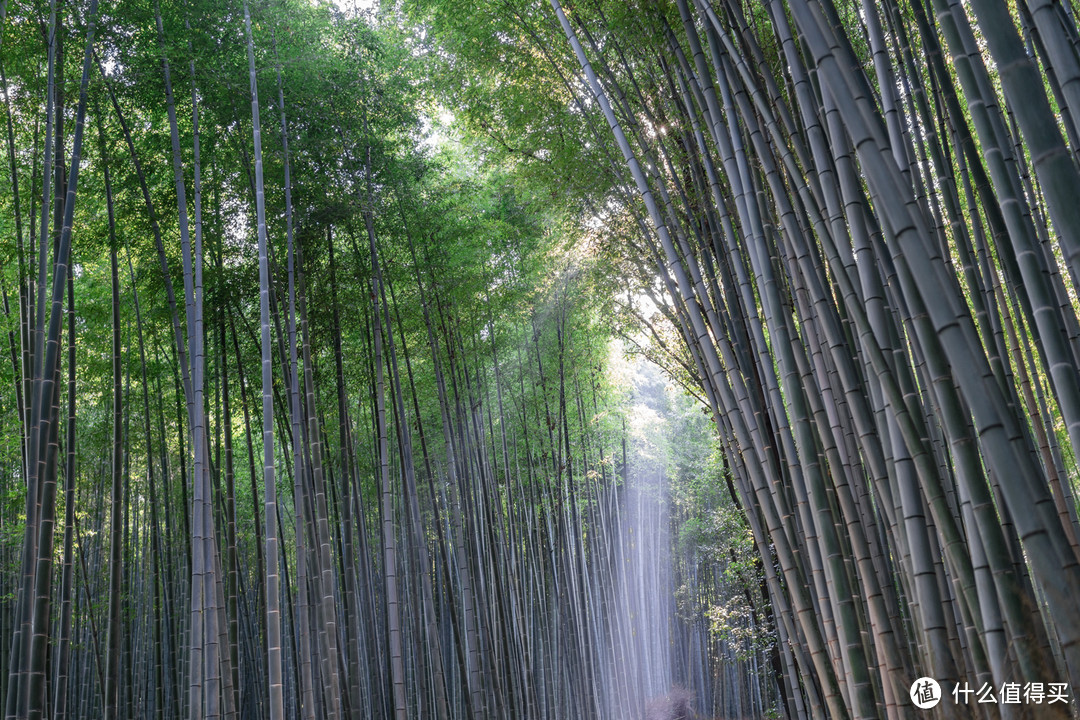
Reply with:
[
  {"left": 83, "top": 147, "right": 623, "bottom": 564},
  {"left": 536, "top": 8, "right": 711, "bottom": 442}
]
[{"left": 0, "top": 1, "right": 781, "bottom": 716}]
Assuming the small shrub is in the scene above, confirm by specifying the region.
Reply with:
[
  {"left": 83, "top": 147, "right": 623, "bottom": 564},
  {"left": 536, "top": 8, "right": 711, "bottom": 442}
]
[{"left": 644, "top": 687, "right": 694, "bottom": 720}]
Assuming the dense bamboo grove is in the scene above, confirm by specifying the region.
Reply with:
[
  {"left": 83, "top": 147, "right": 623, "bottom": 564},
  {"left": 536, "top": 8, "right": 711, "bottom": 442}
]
[
  {"left": 5, "top": 0, "right": 1080, "bottom": 717},
  {"left": 0, "top": 1, "right": 774, "bottom": 719},
  {"left": 412, "top": 0, "right": 1080, "bottom": 716}
]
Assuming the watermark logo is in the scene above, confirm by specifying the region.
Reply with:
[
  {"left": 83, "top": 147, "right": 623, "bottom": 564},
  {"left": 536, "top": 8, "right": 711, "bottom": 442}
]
[
  {"left": 909, "top": 678, "right": 1070, "bottom": 709},
  {"left": 911, "top": 677, "right": 941, "bottom": 709}
]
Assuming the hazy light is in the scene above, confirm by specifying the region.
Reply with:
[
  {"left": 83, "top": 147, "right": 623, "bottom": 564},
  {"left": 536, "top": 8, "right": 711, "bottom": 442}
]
[{"left": 337, "top": 0, "right": 378, "bottom": 13}]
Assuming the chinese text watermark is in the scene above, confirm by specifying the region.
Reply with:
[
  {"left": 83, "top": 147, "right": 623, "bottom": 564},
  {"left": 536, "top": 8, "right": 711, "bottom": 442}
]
[{"left": 909, "top": 678, "right": 1070, "bottom": 709}]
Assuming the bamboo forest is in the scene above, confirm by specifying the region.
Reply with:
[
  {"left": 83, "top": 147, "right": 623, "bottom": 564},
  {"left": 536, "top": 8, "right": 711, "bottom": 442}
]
[{"left": 10, "top": 0, "right": 1080, "bottom": 717}]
